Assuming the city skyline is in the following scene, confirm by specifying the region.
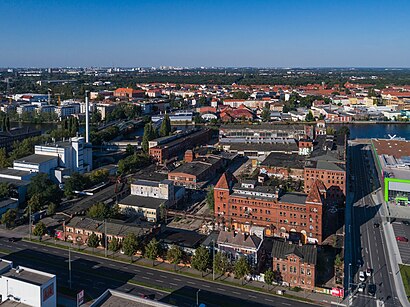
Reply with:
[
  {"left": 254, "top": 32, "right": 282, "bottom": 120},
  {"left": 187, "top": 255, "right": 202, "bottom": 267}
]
[{"left": 1, "top": 0, "right": 410, "bottom": 68}]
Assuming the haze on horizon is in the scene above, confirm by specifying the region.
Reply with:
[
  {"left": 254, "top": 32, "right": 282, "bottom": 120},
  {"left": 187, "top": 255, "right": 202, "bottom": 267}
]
[{"left": 1, "top": 0, "right": 409, "bottom": 68}]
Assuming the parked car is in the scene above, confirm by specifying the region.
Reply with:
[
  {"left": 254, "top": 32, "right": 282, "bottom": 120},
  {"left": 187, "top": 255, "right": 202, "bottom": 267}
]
[
  {"left": 402, "top": 221, "right": 410, "bottom": 226},
  {"left": 396, "top": 236, "right": 409, "bottom": 242},
  {"left": 359, "top": 271, "right": 366, "bottom": 282},
  {"left": 358, "top": 283, "right": 366, "bottom": 293},
  {"left": 368, "top": 284, "right": 376, "bottom": 296},
  {"left": 366, "top": 268, "right": 372, "bottom": 277},
  {"left": 374, "top": 223, "right": 380, "bottom": 228}
]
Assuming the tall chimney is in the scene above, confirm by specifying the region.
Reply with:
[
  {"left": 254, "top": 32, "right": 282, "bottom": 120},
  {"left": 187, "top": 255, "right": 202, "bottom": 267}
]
[{"left": 85, "top": 90, "right": 90, "bottom": 143}]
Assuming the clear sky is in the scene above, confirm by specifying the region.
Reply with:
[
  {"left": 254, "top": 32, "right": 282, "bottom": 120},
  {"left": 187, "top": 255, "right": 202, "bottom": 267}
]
[{"left": 1, "top": 0, "right": 409, "bottom": 68}]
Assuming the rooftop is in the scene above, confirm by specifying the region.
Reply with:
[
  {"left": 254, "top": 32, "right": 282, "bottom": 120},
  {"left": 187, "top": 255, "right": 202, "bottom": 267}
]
[
  {"left": 3, "top": 267, "right": 54, "bottom": 286},
  {"left": 260, "top": 152, "right": 305, "bottom": 169},
  {"left": 158, "top": 227, "right": 206, "bottom": 249},
  {"left": 271, "top": 240, "right": 317, "bottom": 265},
  {"left": 118, "top": 194, "right": 166, "bottom": 209},
  {"left": 279, "top": 192, "right": 308, "bottom": 205},
  {"left": 91, "top": 289, "right": 175, "bottom": 307},
  {"left": 14, "top": 154, "right": 57, "bottom": 165}
]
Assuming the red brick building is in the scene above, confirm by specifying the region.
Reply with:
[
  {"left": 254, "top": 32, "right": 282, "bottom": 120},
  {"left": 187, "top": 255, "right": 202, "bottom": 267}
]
[
  {"left": 271, "top": 240, "right": 317, "bottom": 290},
  {"left": 214, "top": 173, "right": 326, "bottom": 244},
  {"left": 149, "top": 129, "right": 212, "bottom": 164},
  {"left": 304, "top": 160, "right": 346, "bottom": 204},
  {"left": 114, "top": 88, "right": 145, "bottom": 99}
]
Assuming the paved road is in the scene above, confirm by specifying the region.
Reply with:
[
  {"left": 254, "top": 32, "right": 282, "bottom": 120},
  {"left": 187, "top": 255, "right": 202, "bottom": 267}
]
[
  {"left": 0, "top": 238, "right": 313, "bottom": 307},
  {"left": 349, "top": 143, "right": 399, "bottom": 307}
]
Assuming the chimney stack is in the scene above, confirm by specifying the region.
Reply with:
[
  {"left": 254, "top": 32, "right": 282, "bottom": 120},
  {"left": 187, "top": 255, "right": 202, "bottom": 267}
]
[{"left": 85, "top": 90, "right": 90, "bottom": 143}]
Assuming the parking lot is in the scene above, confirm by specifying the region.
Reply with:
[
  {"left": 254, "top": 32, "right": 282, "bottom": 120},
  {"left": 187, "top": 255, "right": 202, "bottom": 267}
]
[{"left": 392, "top": 221, "right": 410, "bottom": 264}]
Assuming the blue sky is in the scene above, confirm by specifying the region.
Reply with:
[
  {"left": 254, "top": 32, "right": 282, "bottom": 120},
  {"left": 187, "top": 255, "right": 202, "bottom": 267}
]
[{"left": 1, "top": 0, "right": 409, "bottom": 67}]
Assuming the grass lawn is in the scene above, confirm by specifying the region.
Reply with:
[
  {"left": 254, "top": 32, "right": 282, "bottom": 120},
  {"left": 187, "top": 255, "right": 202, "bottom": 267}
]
[{"left": 399, "top": 264, "right": 410, "bottom": 300}]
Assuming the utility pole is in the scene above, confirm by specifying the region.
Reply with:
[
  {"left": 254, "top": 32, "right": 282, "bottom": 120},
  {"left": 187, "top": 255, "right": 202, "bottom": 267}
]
[
  {"left": 104, "top": 219, "right": 108, "bottom": 257},
  {"left": 28, "top": 205, "right": 31, "bottom": 240},
  {"left": 212, "top": 239, "right": 215, "bottom": 281},
  {"left": 68, "top": 245, "right": 72, "bottom": 289}
]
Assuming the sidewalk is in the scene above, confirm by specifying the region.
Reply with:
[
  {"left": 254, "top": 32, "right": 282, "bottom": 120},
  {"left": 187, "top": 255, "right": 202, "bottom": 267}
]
[
  {"left": 32, "top": 236, "right": 342, "bottom": 306},
  {"left": 372, "top": 188, "right": 409, "bottom": 306}
]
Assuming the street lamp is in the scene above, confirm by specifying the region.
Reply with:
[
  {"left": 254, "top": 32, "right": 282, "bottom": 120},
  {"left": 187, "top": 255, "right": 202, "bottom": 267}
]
[{"left": 196, "top": 289, "right": 201, "bottom": 306}]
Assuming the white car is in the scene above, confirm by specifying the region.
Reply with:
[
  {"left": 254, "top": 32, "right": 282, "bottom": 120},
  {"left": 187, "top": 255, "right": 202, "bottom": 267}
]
[
  {"left": 358, "top": 283, "right": 366, "bottom": 293},
  {"left": 366, "top": 268, "right": 372, "bottom": 277},
  {"left": 359, "top": 271, "right": 366, "bottom": 282}
]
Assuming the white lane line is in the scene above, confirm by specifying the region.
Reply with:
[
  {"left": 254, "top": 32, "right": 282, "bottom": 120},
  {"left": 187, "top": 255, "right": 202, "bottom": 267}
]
[
  {"left": 232, "top": 291, "right": 240, "bottom": 295},
  {"left": 282, "top": 303, "right": 291, "bottom": 306},
  {"left": 155, "top": 279, "right": 163, "bottom": 283},
  {"left": 203, "top": 284, "right": 210, "bottom": 288},
  {"left": 265, "top": 298, "right": 274, "bottom": 302},
  {"left": 142, "top": 276, "right": 149, "bottom": 279},
  {"left": 147, "top": 272, "right": 154, "bottom": 275},
  {"left": 170, "top": 282, "right": 178, "bottom": 286},
  {"left": 187, "top": 281, "right": 195, "bottom": 285},
  {"left": 249, "top": 295, "right": 257, "bottom": 298},
  {"left": 173, "top": 278, "right": 182, "bottom": 281},
  {"left": 160, "top": 275, "right": 167, "bottom": 278},
  {"left": 217, "top": 288, "right": 224, "bottom": 291}
]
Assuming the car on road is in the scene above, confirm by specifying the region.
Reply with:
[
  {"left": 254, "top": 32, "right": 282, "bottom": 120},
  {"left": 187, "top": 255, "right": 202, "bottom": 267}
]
[
  {"left": 396, "top": 236, "right": 409, "bottom": 242},
  {"left": 368, "top": 284, "right": 376, "bottom": 296},
  {"left": 373, "top": 223, "right": 380, "bottom": 228},
  {"left": 359, "top": 271, "right": 366, "bottom": 282},
  {"left": 366, "top": 268, "right": 372, "bottom": 277},
  {"left": 358, "top": 283, "right": 366, "bottom": 293},
  {"left": 402, "top": 221, "right": 410, "bottom": 226}
]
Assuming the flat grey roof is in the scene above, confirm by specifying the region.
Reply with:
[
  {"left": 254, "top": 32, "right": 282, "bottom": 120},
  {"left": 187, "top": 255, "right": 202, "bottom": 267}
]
[
  {"left": 0, "top": 198, "right": 17, "bottom": 209},
  {"left": 279, "top": 192, "right": 307, "bottom": 205},
  {"left": 0, "top": 168, "right": 32, "bottom": 177},
  {"left": 3, "top": 268, "right": 53, "bottom": 286},
  {"left": 119, "top": 195, "right": 165, "bottom": 209},
  {"left": 14, "top": 154, "right": 57, "bottom": 165}
]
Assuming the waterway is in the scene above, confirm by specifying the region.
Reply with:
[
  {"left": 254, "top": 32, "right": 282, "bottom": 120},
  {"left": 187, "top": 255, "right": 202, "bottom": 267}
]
[{"left": 11, "top": 122, "right": 410, "bottom": 140}]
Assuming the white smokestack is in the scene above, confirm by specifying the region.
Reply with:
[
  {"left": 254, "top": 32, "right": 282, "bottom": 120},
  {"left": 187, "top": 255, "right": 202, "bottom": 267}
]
[{"left": 85, "top": 90, "right": 90, "bottom": 143}]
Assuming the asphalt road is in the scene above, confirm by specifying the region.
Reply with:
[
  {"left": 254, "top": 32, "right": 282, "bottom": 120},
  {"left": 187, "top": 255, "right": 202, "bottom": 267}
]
[
  {"left": 0, "top": 238, "right": 312, "bottom": 307},
  {"left": 349, "top": 144, "right": 399, "bottom": 307}
]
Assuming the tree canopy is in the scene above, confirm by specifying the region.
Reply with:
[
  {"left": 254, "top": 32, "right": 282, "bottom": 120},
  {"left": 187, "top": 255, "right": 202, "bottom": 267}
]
[
  {"left": 142, "top": 122, "right": 157, "bottom": 153},
  {"left": 159, "top": 114, "right": 171, "bottom": 137},
  {"left": 33, "top": 222, "right": 47, "bottom": 238},
  {"left": 191, "top": 246, "right": 211, "bottom": 276},
  {"left": 145, "top": 238, "right": 160, "bottom": 265},
  {"left": 214, "top": 251, "right": 230, "bottom": 275},
  {"left": 87, "top": 233, "right": 100, "bottom": 250},
  {"left": 234, "top": 257, "right": 250, "bottom": 284},
  {"left": 206, "top": 186, "right": 215, "bottom": 211},
  {"left": 167, "top": 245, "right": 183, "bottom": 271},
  {"left": 88, "top": 202, "right": 118, "bottom": 219},
  {"left": 28, "top": 173, "right": 62, "bottom": 205},
  {"left": 122, "top": 232, "right": 139, "bottom": 259}
]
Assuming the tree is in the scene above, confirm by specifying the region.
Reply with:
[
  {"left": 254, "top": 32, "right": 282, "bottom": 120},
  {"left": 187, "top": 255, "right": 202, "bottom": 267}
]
[
  {"left": 125, "top": 144, "right": 135, "bottom": 155},
  {"left": 47, "top": 203, "right": 57, "bottom": 216},
  {"left": 0, "top": 148, "right": 9, "bottom": 168},
  {"left": 191, "top": 246, "right": 211, "bottom": 277},
  {"left": 264, "top": 269, "right": 275, "bottom": 290},
  {"left": 108, "top": 237, "right": 121, "bottom": 253},
  {"left": 1, "top": 209, "right": 17, "bottom": 228},
  {"left": 319, "top": 113, "right": 325, "bottom": 120},
  {"left": 64, "top": 172, "right": 89, "bottom": 197},
  {"left": 33, "top": 222, "right": 47, "bottom": 239},
  {"left": 234, "top": 257, "right": 250, "bottom": 285},
  {"left": 88, "top": 169, "right": 109, "bottom": 185},
  {"left": 159, "top": 114, "right": 171, "bottom": 137},
  {"left": 305, "top": 111, "right": 314, "bottom": 122},
  {"left": 334, "top": 254, "right": 343, "bottom": 267},
  {"left": 167, "top": 245, "right": 183, "bottom": 271},
  {"left": 145, "top": 238, "right": 160, "bottom": 266},
  {"left": 28, "top": 193, "right": 42, "bottom": 213},
  {"left": 214, "top": 251, "right": 230, "bottom": 276},
  {"left": 122, "top": 232, "right": 139, "bottom": 261},
  {"left": 261, "top": 108, "right": 270, "bottom": 122},
  {"left": 159, "top": 203, "right": 167, "bottom": 222},
  {"left": 142, "top": 122, "right": 157, "bottom": 153},
  {"left": 88, "top": 202, "right": 116, "bottom": 219},
  {"left": 28, "top": 173, "right": 62, "bottom": 205},
  {"left": 0, "top": 182, "right": 9, "bottom": 199},
  {"left": 206, "top": 186, "right": 215, "bottom": 211},
  {"left": 232, "top": 91, "right": 249, "bottom": 100},
  {"left": 87, "top": 232, "right": 100, "bottom": 252}
]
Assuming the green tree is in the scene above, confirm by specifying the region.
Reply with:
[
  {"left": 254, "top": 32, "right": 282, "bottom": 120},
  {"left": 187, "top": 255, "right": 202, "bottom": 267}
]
[
  {"left": 305, "top": 111, "right": 314, "bottom": 122},
  {"left": 232, "top": 91, "right": 249, "bottom": 100},
  {"left": 191, "top": 246, "right": 210, "bottom": 277},
  {"left": 159, "top": 203, "right": 167, "bottom": 222},
  {"left": 159, "top": 114, "right": 171, "bottom": 137},
  {"left": 214, "top": 251, "right": 230, "bottom": 276},
  {"left": 0, "top": 148, "right": 9, "bottom": 168},
  {"left": 88, "top": 202, "right": 116, "bottom": 219},
  {"left": 88, "top": 169, "right": 109, "bottom": 185},
  {"left": 206, "top": 186, "right": 215, "bottom": 210},
  {"left": 1, "top": 209, "right": 17, "bottom": 228},
  {"left": 0, "top": 182, "right": 9, "bottom": 199},
  {"left": 64, "top": 172, "right": 89, "bottom": 197},
  {"left": 28, "top": 193, "right": 43, "bottom": 213},
  {"left": 319, "top": 113, "right": 325, "bottom": 120},
  {"left": 28, "top": 173, "right": 62, "bottom": 205},
  {"left": 122, "top": 232, "right": 139, "bottom": 261},
  {"left": 261, "top": 108, "right": 270, "bottom": 122},
  {"left": 47, "top": 203, "right": 57, "bottom": 216},
  {"left": 264, "top": 269, "right": 275, "bottom": 290},
  {"left": 145, "top": 238, "right": 160, "bottom": 266},
  {"left": 334, "top": 254, "right": 343, "bottom": 267},
  {"left": 234, "top": 257, "right": 250, "bottom": 285},
  {"left": 142, "top": 122, "right": 157, "bottom": 153},
  {"left": 167, "top": 244, "right": 183, "bottom": 271},
  {"left": 87, "top": 232, "right": 100, "bottom": 252},
  {"left": 108, "top": 237, "right": 121, "bottom": 253},
  {"left": 33, "top": 222, "right": 47, "bottom": 238},
  {"left": 125, "top": 144, "right": 135, "bottom": 155}
]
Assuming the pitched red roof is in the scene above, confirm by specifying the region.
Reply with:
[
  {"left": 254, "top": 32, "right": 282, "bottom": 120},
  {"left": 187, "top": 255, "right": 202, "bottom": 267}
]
[
  {"left": 215, "top": 172, "right": 237, "bottom": 190},
  {"left": 306, "top": 180, "right": 325, "bottom": 204}
]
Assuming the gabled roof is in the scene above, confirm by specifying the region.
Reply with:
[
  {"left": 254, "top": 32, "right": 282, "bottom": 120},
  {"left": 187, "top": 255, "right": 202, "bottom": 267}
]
[
  {"left": 215, "top": 172, "right": 237, "bottom": 190},
  {"left": 271, "top": 240, "right": 317, "bottom": 265},
  {"left": 306, "top": 180, "right": 325, "bottom": 205},
  {"left": 217, "top": 231, "right": 262, "bottom": 250}
]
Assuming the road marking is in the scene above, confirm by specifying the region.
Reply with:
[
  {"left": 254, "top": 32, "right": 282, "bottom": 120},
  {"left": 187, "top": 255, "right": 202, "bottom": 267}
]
[
  {"left": 147, "top": 272, "right": 154, "bottom": 275},
  {"left": 142, "top": 276, "right": 149, "bottom": 279},
  {"left": 160, "top": 275, "right": 167, "bottom": 278},
  {"left": 249, "top": 295, "right": 257, "bottom": 298},
  {"left": 109, "top": 264, "right": 116, "bottom": 267},
  {"left": 155, "top": 279, "right": 163, "bottom": 283},
  {"left": 187, "top": 281, "right": 195, "bottom": 285},
  {"left": 232, "top": 291, "right": 240, "bottom": 295},
  {"left": 203, "top": 285, "right": 210, "bottom": 288},
  {"left": 217, "top": 288, "right": 224, "bottom": 291},
  {"left": 173, "top": 278, "right": 182, "bottom": 281},
  {"left": 282, "top": 303, "right": 291, "bottom": 306},
  {"left": 170, "top": 282, "right": 177, "bottom": 286},
  {"left": 265, "top": 298, "right": 274, "bottom": 302}
]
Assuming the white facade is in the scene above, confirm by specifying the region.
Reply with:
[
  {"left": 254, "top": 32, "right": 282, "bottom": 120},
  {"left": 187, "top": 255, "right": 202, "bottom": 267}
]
[
  {"left": 130, "top": 179, "right": 175, "bottom": 204},
  {"left": 0, "top": 265, "right": 56, "bottom": 307}
]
